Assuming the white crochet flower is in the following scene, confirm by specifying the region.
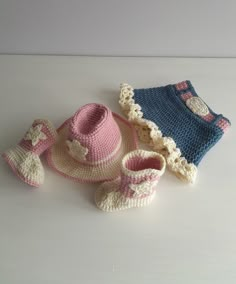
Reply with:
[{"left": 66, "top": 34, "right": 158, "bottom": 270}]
[
  {"left": 100, "top": 190, "right": 121, "bottom": 208},
  {"left": 19, "top": 153, "right": 41, "bottom": 174},
  {"left": 129, "top": 180, "right": 157, "bottom": 197},
  {"left": 18, "top": 152, "right": 44, "bottom": 183},
  {"left": 97, "top": 179, "right": 129, "bottom": 209},
  {"left": 66, "top": 139, "right": 88, "bottom": 161},
  {"left": 24, "top": 124, "right": 47, "bottom": 146}
]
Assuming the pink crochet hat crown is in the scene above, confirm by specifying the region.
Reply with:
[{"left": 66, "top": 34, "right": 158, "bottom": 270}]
[
  {"left": 66, "top": 104, "right": 122, "bottom": 165},
  {"left": 46, "top": 103, "right": 138, "bottom": 183}
]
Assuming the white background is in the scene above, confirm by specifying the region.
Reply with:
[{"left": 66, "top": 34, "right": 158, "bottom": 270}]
[
  {"left": 0, "top": 0, "right": 236, "bottom": 57},
  {"left": 0, "top": 1, "right": 236, "bottom": 282},
  {"left": 0, "top": 55, "right": 235, "bottom": 283}
]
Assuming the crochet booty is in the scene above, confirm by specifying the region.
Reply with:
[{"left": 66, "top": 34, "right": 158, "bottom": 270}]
[
  {"left": 119, "top": 82, "right": 231, "bottom": 183},
  {"left": 95, "top": 150, "right": 166, "bottom": 212},
  {"left": 2, "top": 119, "right": 57, "bottom": 187}
]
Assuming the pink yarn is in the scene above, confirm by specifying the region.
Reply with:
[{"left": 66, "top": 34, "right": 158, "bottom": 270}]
[
  {"left": 217, "top": 118, "right": 230, "bottom": 132},
  {"left": 180, "top": 92, "right": 193, "bottom": 101},
  {"left": 67, "top": 103, "right": 122, "bottom": 164},
  {"left": 201, "top": 112, "right": 215, "bottom": 122},
  {"left": 120, "top": 155, "right": 162, "bottom": 198},
  {"left": 175, "top": 81, "right": 188, "bottom": 91},
  {"left": 46, "top": 107, "right": 138, "bottom": 183},
  {"left": 125, "top": 156, "right": 162, "bottom": 172},
  {"left": 19, "top": 120, "right": 57, "bottom": 155}
]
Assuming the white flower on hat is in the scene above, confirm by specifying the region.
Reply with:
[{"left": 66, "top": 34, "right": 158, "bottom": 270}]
[
  {"left": 24, "top": 124, "right": 47, "bottom": 146},
  {"left": 66, "top": 139, "right": 88, "bottom": 161}
]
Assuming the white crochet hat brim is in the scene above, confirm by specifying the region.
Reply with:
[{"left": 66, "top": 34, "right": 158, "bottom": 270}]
[{"left": 46, "top": 113, "right": 138, "bottom": 183}]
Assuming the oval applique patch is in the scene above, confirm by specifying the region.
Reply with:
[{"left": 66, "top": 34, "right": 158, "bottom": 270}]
[{"left": 186, "top": 97, "right": 209, "bottom": 116}]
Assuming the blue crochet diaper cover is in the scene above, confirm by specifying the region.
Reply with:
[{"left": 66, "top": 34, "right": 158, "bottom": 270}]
[{"left": 119, "top": 81, "right": 230, "bottom": 183}]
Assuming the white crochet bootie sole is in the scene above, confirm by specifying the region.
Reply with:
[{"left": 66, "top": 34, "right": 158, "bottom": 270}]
[
  {"left": 2, "top": 146, "right": 44, "bottom": 187},
  {"left": 95, "top": 179, "right": 156, "bottom": 212}
]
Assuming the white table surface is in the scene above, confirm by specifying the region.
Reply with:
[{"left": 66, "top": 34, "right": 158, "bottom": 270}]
[{"left": 0, "top": 55, "right": 235, "bottom": 284}]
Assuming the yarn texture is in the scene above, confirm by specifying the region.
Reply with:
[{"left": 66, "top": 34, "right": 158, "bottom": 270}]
[
  {"left": 95, "top": 149, "right": 166, "bottom": 212},
  {"left": 2, "top": 119, "right": 57, "bottom": 187},
  {"left": 119, "top": 81, "right": 231, "bottom": 183},
  {"left": 46, "top": 103, "right": 138, "bottom": 183}
]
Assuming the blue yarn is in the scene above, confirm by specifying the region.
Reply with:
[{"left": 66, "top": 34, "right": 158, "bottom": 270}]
[{"left": 133, "top": 81, "right": 230, "bottom": 165}]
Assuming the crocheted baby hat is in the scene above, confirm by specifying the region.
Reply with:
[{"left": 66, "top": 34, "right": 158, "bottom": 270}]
[
  {"left": 46, "top": 103, "right": 138, "bottom": 183},
  {"left": 119, "top": 81, "right": 231, "bottom": 183},
  {"left": 95, "top": 149, "right": 166, "bottom": 212},
  {"left": 2, "top": 119, "right": 57, "bottom": 187}
]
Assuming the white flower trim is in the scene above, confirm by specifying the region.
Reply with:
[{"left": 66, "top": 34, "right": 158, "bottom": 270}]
[
  {"left": 24, "top": 124, "right": 47, "bottom": 146},
  {"left": 66, "top": 139, "right": 88, "bottom": 161},
  {"left": 119, "top": 83, "right": 197, "bottom": 183}
]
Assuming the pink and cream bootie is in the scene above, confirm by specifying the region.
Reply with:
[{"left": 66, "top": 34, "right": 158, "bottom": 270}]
[
  {"left": 95, "top": 149, "right": 166, "bottom": 212},
  {"left": 2, "top": 119, "right": 57, "bottom": 187}
]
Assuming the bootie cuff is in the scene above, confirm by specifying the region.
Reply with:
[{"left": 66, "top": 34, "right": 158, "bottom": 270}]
[{"left": 121, "top": 149, "right": 166, "bottom": 179}]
